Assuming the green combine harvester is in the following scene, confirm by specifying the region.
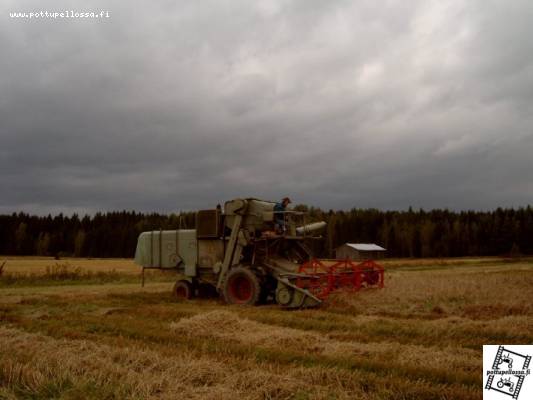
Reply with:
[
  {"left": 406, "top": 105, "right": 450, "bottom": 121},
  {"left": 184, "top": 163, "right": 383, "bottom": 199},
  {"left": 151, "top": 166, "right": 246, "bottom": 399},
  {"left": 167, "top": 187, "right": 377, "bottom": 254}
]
[{"left": 134, "top": 198, "right": 384, "bottom": 308}]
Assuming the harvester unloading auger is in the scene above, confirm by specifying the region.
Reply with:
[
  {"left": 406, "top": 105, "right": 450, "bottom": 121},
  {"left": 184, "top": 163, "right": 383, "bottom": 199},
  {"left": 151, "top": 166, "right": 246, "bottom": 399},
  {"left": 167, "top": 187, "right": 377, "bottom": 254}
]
[{"left": 134, "top": 198, "right": 384, "bottom": 308}]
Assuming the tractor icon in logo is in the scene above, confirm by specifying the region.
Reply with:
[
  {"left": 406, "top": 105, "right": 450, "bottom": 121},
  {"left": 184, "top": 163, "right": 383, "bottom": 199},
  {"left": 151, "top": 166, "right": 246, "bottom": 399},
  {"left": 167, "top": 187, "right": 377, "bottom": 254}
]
[
  {"left": 497, "top": 377, "right": 515, "bottom": 393},
  {"left": 497, "top": 353, "right": 514, "bottom": 370}
]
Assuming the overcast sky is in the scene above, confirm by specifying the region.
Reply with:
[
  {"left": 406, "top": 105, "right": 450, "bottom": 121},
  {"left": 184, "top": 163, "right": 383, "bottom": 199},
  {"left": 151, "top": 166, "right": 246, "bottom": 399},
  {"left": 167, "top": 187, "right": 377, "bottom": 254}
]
[{"left": 1, "top": 0, "right": 533, "bottom": 214}]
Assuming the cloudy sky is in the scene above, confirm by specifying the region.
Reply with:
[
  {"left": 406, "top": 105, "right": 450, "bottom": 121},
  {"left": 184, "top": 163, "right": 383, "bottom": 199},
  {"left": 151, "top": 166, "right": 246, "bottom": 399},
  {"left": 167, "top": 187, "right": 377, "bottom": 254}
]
[{"left": 1, "top": 0, "right": 533, "bottom": 214}]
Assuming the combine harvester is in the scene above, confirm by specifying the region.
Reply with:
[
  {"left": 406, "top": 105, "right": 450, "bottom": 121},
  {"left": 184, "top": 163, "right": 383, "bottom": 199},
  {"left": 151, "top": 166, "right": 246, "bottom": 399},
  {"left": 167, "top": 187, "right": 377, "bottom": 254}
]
[{"left": 134, "top": 198, "right": 384, "bottom": 308}]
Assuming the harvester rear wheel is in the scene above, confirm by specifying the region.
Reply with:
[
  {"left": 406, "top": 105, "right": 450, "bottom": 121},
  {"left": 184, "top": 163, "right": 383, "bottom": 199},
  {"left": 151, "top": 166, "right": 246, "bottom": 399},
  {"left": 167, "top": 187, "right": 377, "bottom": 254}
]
[
  {"left": 223, "top": 267, "right": 261, "bottom": 305},
  {"left": 173, "top": 280, "right": 193, "bottom": 300}
]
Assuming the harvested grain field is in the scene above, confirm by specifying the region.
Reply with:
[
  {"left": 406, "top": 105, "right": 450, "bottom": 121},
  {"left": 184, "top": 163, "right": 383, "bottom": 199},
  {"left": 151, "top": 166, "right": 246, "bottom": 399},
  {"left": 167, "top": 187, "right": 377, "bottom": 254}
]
[{"left": 1, "top": 257, "right": 532, "bottom": 399}]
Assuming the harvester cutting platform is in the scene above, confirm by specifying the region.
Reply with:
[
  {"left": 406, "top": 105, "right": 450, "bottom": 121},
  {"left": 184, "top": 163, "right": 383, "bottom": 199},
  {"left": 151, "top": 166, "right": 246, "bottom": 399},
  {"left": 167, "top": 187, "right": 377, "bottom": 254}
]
[{"left": 134, "top": 198, "right": 384, "bottom": 307}]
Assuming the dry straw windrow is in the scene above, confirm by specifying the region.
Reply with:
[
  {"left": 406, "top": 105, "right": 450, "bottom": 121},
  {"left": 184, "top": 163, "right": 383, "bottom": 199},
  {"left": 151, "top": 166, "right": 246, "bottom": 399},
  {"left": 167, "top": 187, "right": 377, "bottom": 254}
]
[
  {"left": 0, "top": 326, "right": 316, "bottom": 400},
  {"left": 1, "top": 257, "right": 532, "bottom": 399},
  {"left": 0, "top": 324, "right": 477, "bottom": 400},
  {"left": 171, "top": 311, "right": 479, "bottom": 372}
]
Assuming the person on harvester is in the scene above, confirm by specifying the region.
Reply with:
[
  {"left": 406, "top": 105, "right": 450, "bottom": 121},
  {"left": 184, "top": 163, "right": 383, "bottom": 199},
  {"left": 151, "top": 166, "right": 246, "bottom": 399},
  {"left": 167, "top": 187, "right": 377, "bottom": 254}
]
[{"left": 274, "top": 197, "right": 291, "bottom": 234}]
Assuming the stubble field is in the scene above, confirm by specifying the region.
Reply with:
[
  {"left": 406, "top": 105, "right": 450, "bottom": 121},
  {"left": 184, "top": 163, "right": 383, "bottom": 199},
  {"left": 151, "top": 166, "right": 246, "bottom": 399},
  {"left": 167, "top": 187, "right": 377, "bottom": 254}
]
[{"left": 0, "top": 256, "right": 532, "bottom": 399}]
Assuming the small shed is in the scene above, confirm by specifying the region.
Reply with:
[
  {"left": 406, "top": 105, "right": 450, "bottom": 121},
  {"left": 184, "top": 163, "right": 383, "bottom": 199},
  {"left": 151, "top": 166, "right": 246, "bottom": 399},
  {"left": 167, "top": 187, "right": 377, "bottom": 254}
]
[{"left": 335, "top": 243, "right": 386, "bottom": 261}]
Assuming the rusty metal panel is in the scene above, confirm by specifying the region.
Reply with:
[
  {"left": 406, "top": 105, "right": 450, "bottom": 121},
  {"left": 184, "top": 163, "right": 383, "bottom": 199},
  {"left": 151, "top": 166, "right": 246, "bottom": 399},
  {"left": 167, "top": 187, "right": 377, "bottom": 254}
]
[
  {"left": 196, "top": 209, "right": 219, "bottom": 238},
  {"left": 198, "top": 239, "right": 224, "bottom": 268}
]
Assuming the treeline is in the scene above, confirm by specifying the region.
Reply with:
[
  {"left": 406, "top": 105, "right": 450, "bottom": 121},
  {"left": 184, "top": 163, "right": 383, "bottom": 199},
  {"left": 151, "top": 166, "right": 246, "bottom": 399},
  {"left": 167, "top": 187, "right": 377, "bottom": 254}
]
[
  {"left": 0, "top": 211, "right": 195, "bottom": 258},
  {"left": 1, "top": 206, "right": 532, "bottom": 258}
]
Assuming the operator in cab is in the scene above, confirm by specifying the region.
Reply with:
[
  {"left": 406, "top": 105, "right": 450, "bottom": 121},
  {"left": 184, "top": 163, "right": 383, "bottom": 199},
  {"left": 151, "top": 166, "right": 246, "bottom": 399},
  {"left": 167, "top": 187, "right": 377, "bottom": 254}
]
[{"left": 274, "top": 197, "right": 291, "bottom": 234}]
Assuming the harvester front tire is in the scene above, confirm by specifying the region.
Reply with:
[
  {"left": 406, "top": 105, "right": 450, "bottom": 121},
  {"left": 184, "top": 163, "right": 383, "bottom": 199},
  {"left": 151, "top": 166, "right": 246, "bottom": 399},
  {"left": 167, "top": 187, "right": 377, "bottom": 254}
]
[
  {"left": 173, "top": 280, "right": 193, "bottom": 300},
  {"left": 275, "top": 286, "right": 294, "bottom": 306},
  {"left": 223, "top": 267, "right": 261, "bottom": 306}
]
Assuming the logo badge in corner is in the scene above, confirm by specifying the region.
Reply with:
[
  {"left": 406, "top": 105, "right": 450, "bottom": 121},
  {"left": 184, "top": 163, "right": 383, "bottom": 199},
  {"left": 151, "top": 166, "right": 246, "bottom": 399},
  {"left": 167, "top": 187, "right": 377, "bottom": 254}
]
[{"left": 484, "top": 345, "right": 532, "bottom": 399}]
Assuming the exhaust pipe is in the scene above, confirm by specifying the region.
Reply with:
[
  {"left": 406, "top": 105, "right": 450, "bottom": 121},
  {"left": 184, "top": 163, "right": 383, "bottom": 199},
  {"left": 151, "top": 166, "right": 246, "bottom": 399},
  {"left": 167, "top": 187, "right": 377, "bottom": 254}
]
[{"left": 296, "top": 221, "right": 326, "bottom": 235}]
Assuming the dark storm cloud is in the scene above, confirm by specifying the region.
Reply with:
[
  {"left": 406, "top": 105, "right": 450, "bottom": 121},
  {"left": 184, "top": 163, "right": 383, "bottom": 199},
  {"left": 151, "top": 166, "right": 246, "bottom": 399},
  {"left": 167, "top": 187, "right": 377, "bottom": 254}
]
[{"left": 1, "top": 0, "right": 533, "bottom": 214}]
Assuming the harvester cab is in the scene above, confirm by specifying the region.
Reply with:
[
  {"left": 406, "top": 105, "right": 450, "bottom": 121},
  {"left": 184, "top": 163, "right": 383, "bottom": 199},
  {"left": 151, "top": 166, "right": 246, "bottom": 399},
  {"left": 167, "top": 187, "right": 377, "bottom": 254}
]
[{"left": 134, "top": 198, "right": 384, "bottom": 307}]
